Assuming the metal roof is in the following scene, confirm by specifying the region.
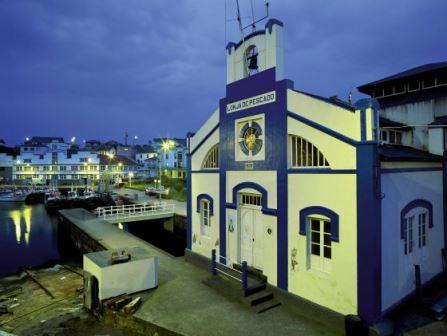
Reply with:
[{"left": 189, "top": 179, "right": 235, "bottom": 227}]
[
  {"left": 379, "top": 117, "right": 410, "bottom": 129},
  {"left": 358, "top": 61, "right": 447, "bottom": 91},
  {"left": 430, "top": 116, "right": 447, "bottom": 126},
  {"left": 379, "top": 144, "right": 443, "bottom": 162},
  {"left": 98, "top": 154, "right": 137, "bottom": 166}
]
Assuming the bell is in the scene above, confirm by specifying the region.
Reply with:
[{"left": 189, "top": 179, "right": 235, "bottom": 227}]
[{"left": 248, "top": 55, "right": 258, "bottom": 71}]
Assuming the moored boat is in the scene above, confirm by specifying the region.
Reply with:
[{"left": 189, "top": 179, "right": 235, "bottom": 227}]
[{"left": 0, "top": 190, "right": 29, "bottom": 202}]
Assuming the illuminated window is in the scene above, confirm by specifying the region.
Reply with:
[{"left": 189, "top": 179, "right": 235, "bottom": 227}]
[
  {"left": 202, "top": 144, "right": 219, "bottom": 169},
  {"left": 200, "top": 199, "right": 211, "bottom": 236},
  {"left": 308, "top": 217, "right": 332, "bottom": 273},
  {"left": 289, "top": 135, "right": 329, "bottom": 168}
]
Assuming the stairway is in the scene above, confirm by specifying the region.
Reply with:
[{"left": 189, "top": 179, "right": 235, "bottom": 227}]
[{"left": 204, "top": 263, "right": 281, "bottom": 314}]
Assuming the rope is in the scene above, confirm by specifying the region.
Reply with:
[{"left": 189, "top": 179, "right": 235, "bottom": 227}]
[
  {"left": 215, "top": 268, "right": 242, "bottom": 282},
  {"left": 0, "top": 292, "right": 81, "bottom": 327}
]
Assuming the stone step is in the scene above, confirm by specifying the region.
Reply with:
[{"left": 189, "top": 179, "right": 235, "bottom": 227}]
[
  {"left": 246, "top": 290, "right": 273, "bottom": 306},
  {"left": 252, "top": 298, "right": 281, "bottom": 314},
  {"left": 245, "top": 281, "right": 266, "bottom": 296}
]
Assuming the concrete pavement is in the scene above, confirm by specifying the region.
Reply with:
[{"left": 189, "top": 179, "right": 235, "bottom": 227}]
[{"left": 60, "top": 208, "right": 342, "bottom": 336}]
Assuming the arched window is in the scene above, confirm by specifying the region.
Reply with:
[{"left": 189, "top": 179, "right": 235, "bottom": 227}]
[
  {"left": 202, "top": 144, "right": 219, "bottom": 169},
  {"left": 400, "top": 199, "right": 433, "bottom": 255},
  {"left": 289, "top": 135, "right": 329, "bottom": 168},
  {"left": 299, "top": 206, "right": 339, "bottom": 273},
  {"left": 244, "top": 45, "right": 259, "bottom": 77},
  {"left": 197, "top": 194, "right": 214, "bottom": 237}
]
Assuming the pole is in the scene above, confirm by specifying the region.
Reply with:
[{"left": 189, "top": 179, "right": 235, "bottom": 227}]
[
  {"left": 211, "top": 249, "right": 217, "bottom": 275},
  {"left": 242, "top": 261, "right": 248, "bottom": 296}
]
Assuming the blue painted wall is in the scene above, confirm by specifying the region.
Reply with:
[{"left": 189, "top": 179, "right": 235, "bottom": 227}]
[{"left": 218, "top": 67, "right": 292, "bottom": 289}]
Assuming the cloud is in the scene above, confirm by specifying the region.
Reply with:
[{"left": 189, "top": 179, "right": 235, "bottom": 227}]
[{"left": 0, "top": 0, "right": 446, "bottom": 145}]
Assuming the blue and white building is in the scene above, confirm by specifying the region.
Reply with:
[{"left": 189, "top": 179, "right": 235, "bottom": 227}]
[
  {"left": 153, "top": 138, "right": 187, "bottom": 179},
  {"left": 186, "top": 19, "right": 446, "bottom": 325}
]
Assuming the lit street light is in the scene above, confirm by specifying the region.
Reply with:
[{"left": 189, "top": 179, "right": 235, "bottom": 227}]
[{"left": 129, "top": 172, "right": 134, "bottom": 187}]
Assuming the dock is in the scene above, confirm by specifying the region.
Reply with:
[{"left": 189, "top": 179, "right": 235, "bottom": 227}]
[{"left": 58, "top": 208, "right": 344, "bottom": 336}]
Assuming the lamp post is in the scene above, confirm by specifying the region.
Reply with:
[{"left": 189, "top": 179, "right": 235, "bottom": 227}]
[
  {"left": 129, "top": 172, "right": 134, "bottom": 187},
  {"left": 158, "top": 140, "right": 173, "bottom": 200},
  {"left": 106, "top": 152, "right": 114, "bottom": 191}
]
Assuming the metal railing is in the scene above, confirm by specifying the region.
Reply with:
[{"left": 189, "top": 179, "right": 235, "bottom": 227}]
[
  {"left": 96, "top": 202, "right": 175, "bottom": 220},
  {"left": 211, "top": 249, "right": 248, "bottom": 295}
]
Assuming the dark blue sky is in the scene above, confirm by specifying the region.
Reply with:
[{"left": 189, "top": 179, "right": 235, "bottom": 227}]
[{"left": 1, "top": 0, "right": 446, "bottom": 146}]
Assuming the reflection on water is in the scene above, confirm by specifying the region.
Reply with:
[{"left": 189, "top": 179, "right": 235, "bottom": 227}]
[{"left": 0, "top": 203, "right": 60, "bottom": 276}]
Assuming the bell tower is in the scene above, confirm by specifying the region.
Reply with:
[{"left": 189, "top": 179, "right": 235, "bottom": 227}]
[{"left": 226, "top": 19, "right": 284, "bottom": 84}]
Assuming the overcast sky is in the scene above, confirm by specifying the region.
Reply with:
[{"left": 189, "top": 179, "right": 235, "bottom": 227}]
[{"left": 1, "top": 0, "right": 446, "bottom": 146}]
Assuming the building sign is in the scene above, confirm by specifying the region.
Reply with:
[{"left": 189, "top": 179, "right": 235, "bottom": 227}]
[
  {"left": 226, "top": 91, "right": 276, "bottom": 113},
  {"left": 244, "top": 162, "right": 254, "bottom": 170}
]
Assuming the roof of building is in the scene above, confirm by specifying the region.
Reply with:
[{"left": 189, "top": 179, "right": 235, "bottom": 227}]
[
  {"left": 25, "top": 136, "right": 65, "bottom": 145},
  {"left": 98, "top": 154, "right": 136, "bottom": 166},
  {"left": 85, "top": 140, "right": 101, "bottom": 145},
  {"left": 0, "top": 145, "right": 17, "bottom": 156},
  {"left": 379, "top": 117, "right": 410, "bottom": 129},
  {"left": 358, "top": 61, "right": 447, "bottom": 90},
  {"left": 135, "top": 145, "right": 155, "bottom": 153},
  {"left": 379, "top": 144, "right": 443, "bottom": 162},
  {"left": 293, "top": 89, "right": 355, "bottom": 111},
  {"left": 430, "top": 116, "right": 447, "bottom": 126},
  {"left": 104, "top": 140, "right": 122, "bottom": 146}
]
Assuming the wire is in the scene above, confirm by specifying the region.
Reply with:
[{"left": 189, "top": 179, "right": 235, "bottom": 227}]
[
  {"left": 250, "top": 0, "right": 255, "bottom": 31},
  {"left": 224, "top": 0, "right": 227, "bottom": 47},
  {"left": 381, "top": 124, "right": 447, "bottom": 129}
]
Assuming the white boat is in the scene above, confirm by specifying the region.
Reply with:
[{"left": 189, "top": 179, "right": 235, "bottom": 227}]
[
  {"left": 82, "top": 190, "right": 98, "bottom": 200},
  {"left": 145, "top": 186, "right": 170, "bottom": 197},
  {"left": 67, "top": 190, "right": 79, "bottom": 200},
  {"left": 0, "top": 190, "right": 28, "bottom": 202}
]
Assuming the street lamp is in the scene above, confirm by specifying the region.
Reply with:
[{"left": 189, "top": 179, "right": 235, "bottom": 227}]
[
  {"left": 104, "top": 152, "right": 115, "bottom": 191},
  {"left": 129, "top": 172, "right": 134, "bottom": 187}
]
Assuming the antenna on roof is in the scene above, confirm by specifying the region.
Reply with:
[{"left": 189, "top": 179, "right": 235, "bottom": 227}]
[
  {"left": 348, "top": 91, "right": 353, "bottom": 105},
  {"left": 234, "top": 0, "right": 269, "bottom": 76},
  {"left": 235, "top": 0, "right": 269, "bottom": 34}
]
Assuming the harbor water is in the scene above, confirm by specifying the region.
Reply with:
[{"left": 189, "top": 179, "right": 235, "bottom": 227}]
[{"left": 0, "top": 203, "right": 61, "bottom": 276}]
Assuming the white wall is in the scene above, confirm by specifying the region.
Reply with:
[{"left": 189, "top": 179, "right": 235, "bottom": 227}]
[
  {"left": 288, "top": 90, "right": 362, "bottom": 142},
  {"left": 381, "top": 101, "right": 434, "bottom": 151},
  {"left": 288, "top": 117, "right": 357, "bottom": 170},
  {"left": 84, "top": 254, "right": 158, "bottom": 301},
  {"left": 288, "top": 173, "right": 358, "bottom": 316},
  {"left": 226, "top": 23, "right": 284, "bottom": 84},
  {"left": 191, "top": 129, "right": 219, "bottom": 171},
  {"left": 428, "top": 128, "right": 444, "bottom": 155},
  {"left": 381, "top": 170, "right": 444, "bottom": 311},
  {"left": 190, "top": 109, "right": 219, "bottom": 154},
  {"left": 191, "top": 173, "right": 220, "bottom": 259}
]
